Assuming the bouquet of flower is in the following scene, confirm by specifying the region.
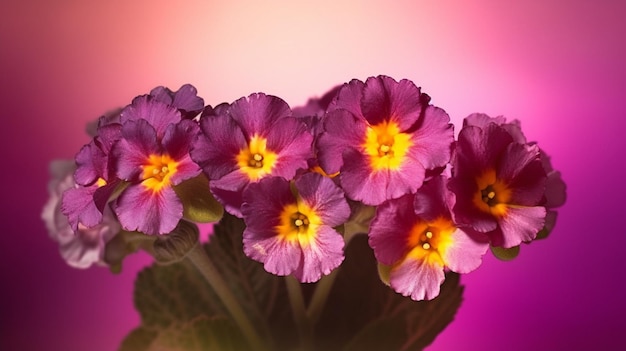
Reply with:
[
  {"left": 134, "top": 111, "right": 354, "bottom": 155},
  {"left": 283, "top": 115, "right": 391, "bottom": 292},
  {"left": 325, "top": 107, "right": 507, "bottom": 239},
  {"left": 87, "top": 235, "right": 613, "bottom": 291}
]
[{"left": 43, "top": 76, "right": 566, "bottom": 350}]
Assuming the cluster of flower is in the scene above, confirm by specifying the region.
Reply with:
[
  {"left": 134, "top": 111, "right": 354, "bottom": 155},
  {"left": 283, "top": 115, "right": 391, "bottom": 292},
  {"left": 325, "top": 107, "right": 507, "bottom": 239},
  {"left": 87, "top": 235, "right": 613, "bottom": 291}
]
[{"left": 43, "top": 76, "right": 565, "bottom": 300}]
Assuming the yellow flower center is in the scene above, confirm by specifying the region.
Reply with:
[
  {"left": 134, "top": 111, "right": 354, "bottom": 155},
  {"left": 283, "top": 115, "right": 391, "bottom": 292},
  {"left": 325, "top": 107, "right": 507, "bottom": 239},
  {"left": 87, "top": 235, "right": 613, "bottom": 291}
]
[
  {"left": 473, "top": 169, "right": 512, "bottom": 217},
  {"left": 362, "top": 120, "right": 412, "bottom": 171},
  {"left": 142, "top": 154, "right": 179, "bottom": 192},
  {"left": 276, "top": 200, "right": 321, "bottom": 248},
  {"left": 95, "top": 177, "right": 107, "bottom": 187},
  {"left": 404, "top": 217, "right": 455, "bottom": 267},
  {"left": 236, "top": 134, "right": 278, "bottom": 181}
]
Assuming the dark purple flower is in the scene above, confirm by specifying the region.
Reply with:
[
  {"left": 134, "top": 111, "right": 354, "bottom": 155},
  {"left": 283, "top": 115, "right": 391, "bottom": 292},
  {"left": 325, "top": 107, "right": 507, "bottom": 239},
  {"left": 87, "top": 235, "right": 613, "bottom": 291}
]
[
  {"left": 241, "top": 173, "right": 350, "bottom": 282},
  {"left": 369, "top": 176, "right": 488, "bottom": 300},
  {"left": 62, "top": 120, "right": 122, "bottom": 231},
  {"left": 150, "top": 84, "right": 205, "bottom": 119},
  {"left": 463, "top": 113, "right": 566, "bottom": 241},
  {"left": 191, "top": 93, "right": 313, "bottom": 217},
  {"left": 112, "top": 96, "right": 201, "bottom": 235},
  {"left": 449, "top": 121, "right": 547, "bottom": 248}
]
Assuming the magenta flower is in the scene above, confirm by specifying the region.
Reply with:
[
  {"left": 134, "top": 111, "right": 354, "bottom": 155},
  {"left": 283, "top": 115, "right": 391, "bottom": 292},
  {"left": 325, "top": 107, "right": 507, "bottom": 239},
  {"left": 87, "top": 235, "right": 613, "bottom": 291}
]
[
  {"left": 369, "top": 176, "right": 488, "bottom": 300},
  {"left": 449, "top": 121, "right": 547, "bottom": 248},
  {"left": 191, "top": 93, "right": 313, "bottom": 217},
  {"left": 459, "top": 113, "right": 565, "bottom": 241},
  {"left": 43, "top": 160, "right": 120, "bottom": 268},
  {"left": 241, "top": 173, "right": 350, "bottom": 283},
  {"left": 150, "top": 84, "right": 205, "bottom": 119},
  {"left": 62, "top": 121, "right": 122, "bottom": 231},
  {"left": 317, "top": 76, "right": 454, "bottom": 205},
  {"left": 112, "top": 95, "right": 201, "bottom": 235}
]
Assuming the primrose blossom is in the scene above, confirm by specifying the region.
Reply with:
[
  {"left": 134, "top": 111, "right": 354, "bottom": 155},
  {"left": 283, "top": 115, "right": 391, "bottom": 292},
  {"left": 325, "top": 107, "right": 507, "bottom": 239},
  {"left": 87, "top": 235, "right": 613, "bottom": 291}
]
[
  {"left": 369, "top": 176, "right": 488, "bottom": 300},
  {"left": 317, "top": 75, "right": 454, "bottom": 205},
  {"left": 191, "top": 93, "right": 313, "bottom": 217},
  {"left": 241, "top": 173, "right": 350, "bottom": 283}
]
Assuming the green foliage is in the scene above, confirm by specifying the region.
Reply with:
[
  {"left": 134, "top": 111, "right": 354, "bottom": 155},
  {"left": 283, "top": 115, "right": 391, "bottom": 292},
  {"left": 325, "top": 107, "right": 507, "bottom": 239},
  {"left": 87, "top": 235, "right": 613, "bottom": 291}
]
[
  {"left": 491, "top": 245, "right": 521, "bottom": 261},
  {"left": 120, "top": 215, "right": 464, "bottom": 351},
  {"left": 315, "top": 235, "right": 464, "bottom": 351},
  {"left": 174, "top": 175, "right": 224, "bottom": 223}
]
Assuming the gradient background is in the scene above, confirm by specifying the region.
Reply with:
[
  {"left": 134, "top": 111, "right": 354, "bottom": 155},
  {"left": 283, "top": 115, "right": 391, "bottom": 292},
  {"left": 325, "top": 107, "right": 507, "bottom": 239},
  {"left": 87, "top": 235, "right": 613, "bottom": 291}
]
[{"left": 1, "top": 0, "right": 625, "bottom": 350}]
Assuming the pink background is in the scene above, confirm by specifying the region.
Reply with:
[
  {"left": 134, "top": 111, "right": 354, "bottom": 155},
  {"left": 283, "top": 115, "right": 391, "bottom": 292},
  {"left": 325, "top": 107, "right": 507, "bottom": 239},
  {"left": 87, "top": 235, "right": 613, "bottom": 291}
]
[{"left": 2, "top": 0, "right": 625, "bottom": 350}]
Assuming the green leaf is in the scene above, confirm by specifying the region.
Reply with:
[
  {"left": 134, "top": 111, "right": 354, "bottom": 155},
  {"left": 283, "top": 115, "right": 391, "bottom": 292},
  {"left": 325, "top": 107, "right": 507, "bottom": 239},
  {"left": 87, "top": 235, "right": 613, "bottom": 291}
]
[
  {"left": 119, "top": 317, "right": 246, "bottom": 351},
  {"left": 121, "top": 214, "right": 464, "bottom": 351},
  {"left": 313, "top": 235, "right": 464, "bottom": 351},
  {"left": 118, "top": 327, "right": 157, "bottom": 351},
  {"left": 491, "top": 245, "right": 521, "bottom": 261},
  {"left": 174, "top": 175, "right": 224, "bottom": 223},
  {"left": 120, "top": 213, "right": 289, "bottom": 350}
]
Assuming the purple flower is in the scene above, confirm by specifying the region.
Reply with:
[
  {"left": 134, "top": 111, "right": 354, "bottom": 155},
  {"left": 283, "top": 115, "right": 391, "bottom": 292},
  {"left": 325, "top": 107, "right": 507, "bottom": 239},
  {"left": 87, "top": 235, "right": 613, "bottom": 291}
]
[
  {"left": 241, "top": 173, "right": 350, "bottom": 283},
  {"left": 150, "top": 84, "right": 205, "bottom": 119},
  {"left": 317, "top": 76, "right": 454, "bottom": 205},
  {"left": 62, "top": 121, "right": 122, "bottom": 231},
  {"left": 461, "top": 113, "right": 566, "bottom": 241},
  {"left": 369, "top": 176, "right": 488, "bottom": 300},
  {"left": 43, "top": 160, "right": 120, "bottom": 268},
  {"left": 191, "top": 93, "right": 313, "bottom": 217},
  {"left": 449, "top": 121, "right": 547, "bottom": 248},
  {"left": 112, "top": 96, "right": 202, "bottom": 235}
]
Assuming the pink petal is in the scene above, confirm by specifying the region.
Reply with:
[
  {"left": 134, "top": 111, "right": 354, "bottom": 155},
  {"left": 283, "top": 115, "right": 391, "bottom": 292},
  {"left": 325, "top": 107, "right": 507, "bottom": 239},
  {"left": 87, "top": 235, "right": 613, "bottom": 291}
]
[
  {"left": 390, "top": 257, "right": 445, "bottom": 301},
  {"left": 492, "top": 205, "right": 546, "bottom": 248},
  {"left": 443, "top": 228, "right": 489, "bottom": 274},
  {"left": 114, "top": 185, "right": 182, "bottom": 235}
]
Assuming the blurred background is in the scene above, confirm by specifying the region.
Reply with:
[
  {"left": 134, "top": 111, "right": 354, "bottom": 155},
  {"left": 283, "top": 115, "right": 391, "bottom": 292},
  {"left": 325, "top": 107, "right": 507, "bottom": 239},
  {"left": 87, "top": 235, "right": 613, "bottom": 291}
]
[{"left": 1, "top": 0, "right": 625, "bottom": 350}]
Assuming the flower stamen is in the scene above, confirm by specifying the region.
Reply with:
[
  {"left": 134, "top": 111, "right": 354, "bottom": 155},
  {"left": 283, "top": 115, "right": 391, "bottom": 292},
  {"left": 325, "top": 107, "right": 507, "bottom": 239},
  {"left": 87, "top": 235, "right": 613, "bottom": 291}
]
[
  {"left": 473, "top": 169, "right": 513, "bottom": 216},
  {"left": 236, "top": 135, "right": 278, "bottom": 181},
  {"left": 142, "top": 154, "right": 179, "bottom": 192}
]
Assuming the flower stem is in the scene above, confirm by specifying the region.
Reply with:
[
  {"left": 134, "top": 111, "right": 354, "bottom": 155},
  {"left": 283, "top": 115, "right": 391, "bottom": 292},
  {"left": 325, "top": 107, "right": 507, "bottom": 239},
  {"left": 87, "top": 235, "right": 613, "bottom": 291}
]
[
  {"left": 307, "top": 228, "right": 363, "bottom": 325},
  {"left": 186, "top": 243, "right": 267, "bottom": 350},
  {"left": 306, "top": 268, "right": 339, "bottom": 325},
  {"left": 285, "top": 276, "right": 312, "bottom": 350}
]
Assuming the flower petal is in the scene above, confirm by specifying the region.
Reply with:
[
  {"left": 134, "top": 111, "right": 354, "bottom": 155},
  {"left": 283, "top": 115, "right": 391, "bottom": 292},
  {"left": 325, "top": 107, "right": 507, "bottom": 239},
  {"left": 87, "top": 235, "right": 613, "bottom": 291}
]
[
  {"left": 191, "top": 114, "right": 247, "bottom": 180},
  {"left": 114, "top": 119, "right": 161, "bottom": 181},
  {"left": 293, "top": 225, "right": 345, "bottom": 283},
  {"left": 265, "top": 117, "right": 313, "bottom": 179},
  {"left": 114, "top": 185, "right": 182, "bottom": 235},
  {"left": 61, "top": 186, "right": 102, "bottom": 230},
  {"left": 407, "top": 105, "right": 454, "bottom": 170},
  {"left": 443, "top": 228, "right": 489, "bottom": 273},
  {"left": 492, "top": 205, "right": 546, "bottom": 248},
  {"left": 317, "top": 109, "right": 368, "bottom": 174},
  {"left": 498, "top": 143, "right": 546, "bottom": 206},
  {"left": 229, "top": 93, "right": 291, "bottom": 137},
  {"left": 368, "top": 194, "right": 416, "bottom": 265},
  {"left": 295, "top": 172, "right": 350, "bottom": 227},
  {"left": 120, "top": 95, "right": 181, "bottom": 139},
  {"left": 361, "top": 76, "right": 422, "bottom": 130},
  {"left": 390, "top": 257, "right": 444, "bottom": 301},
  {"left": 340, "top": 148, "right": 425, "bottom": 205}
]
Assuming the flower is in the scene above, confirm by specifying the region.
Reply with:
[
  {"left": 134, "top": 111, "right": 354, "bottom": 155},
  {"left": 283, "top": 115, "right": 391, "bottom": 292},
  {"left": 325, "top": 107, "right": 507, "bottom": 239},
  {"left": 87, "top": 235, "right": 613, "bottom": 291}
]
[
  {"left": 460, "top": 113, "right": 566, "bottom": 241},
  {"left": 191, "top": 93, "right": 313, "bottom": 217},
  {"left": 317, "top": 75, "right": 454, "bottom": 205},
  {"left": 369, "top": 176, "right": 488, "bottom": 300},
  {"left": 241, "top": 172, "right": 350, "bottom": 283},
  {"left": 150, "top": 84, "right": 205, "bottom": 119},
  {"left": 43, "top": 160, "right": 120, "bottom": 268},
  {"left": 449, "top": 121, "right": 547, "bottom": 248},
  {"left": 112, "top": 95, "right": 202, "bottom": 235},
  {"left": 61, "top": 121, "right": 122, "bottom": 231}
]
